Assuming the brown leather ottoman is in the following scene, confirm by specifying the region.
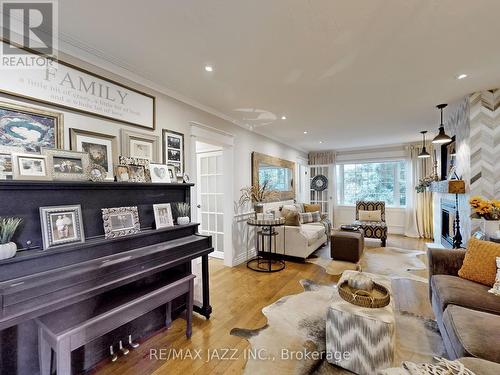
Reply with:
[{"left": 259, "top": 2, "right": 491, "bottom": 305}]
[{"left": 330, "top": 230, "right": 364, "bottom": 262}]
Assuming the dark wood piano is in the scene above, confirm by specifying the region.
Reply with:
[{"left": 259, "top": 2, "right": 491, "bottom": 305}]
[{"left": 0, "top": 181, "right": 213, "bottom": 374}]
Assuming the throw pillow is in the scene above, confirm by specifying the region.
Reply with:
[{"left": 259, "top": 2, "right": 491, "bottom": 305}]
[
  {"left": 304, "top": 203, "right": 321, "bottom": 213},
  {"left": 280, "top": 204, "right": 297, "bottom": 218},
  {"left": 358, "top": 210, "right": 382, "bottom": 222},
  {"left": 299, "top": 211, "right": 321, "bottom": 224},
  {"left": 489, "top": 257, "right": 500, "bottom": 296},
  {"left": 283, "top": 211, "right": 300, "bottom": 226},
  {"left": 458, "top": 238, "right": 500, "bottom": 286}
]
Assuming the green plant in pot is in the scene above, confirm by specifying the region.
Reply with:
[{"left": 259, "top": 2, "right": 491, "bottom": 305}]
[
  {"left": 174, "top": 203, "right": 191, "bottom": 225},
  {"left": 0, "top": 217, "right": 23, "bottom": 260}
]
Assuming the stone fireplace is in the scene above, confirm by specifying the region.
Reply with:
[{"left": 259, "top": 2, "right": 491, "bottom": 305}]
[{"left": 440, "top": 198, "right": 457, "bottom": 248}]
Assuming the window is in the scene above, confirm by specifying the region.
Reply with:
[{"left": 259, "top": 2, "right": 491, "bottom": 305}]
[{"left": 336, "top": 160, "right": 406, "bottom": 207}]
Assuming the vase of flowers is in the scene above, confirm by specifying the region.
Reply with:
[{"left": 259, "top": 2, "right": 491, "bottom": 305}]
[
  {"left": 415, "top": 176, "right": 434, "bottom": 193},
  {"left": 239, "top": 180, "right": 280, "bottom": 218},
  {"left": 173, "top": 202, "right": 191, "bottom": 225},
  {"left": 0, "top": 217, "right": 23, "bottom": 260},
  {"left": 469, "top": 196, "right": 500, "bottom": 240}
]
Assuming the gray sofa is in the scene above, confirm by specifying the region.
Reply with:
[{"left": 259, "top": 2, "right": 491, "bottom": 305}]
[{"left": 428, "top": 248, "right": 500, "bottom": 364}]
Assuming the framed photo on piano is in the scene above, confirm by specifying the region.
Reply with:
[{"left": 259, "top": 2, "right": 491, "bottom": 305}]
[
  {"left": 39, "top": 205, "right": 85, "bottom": 250},
  {"left": 102, "top": 206, "right": 140, "bottom": 239}
]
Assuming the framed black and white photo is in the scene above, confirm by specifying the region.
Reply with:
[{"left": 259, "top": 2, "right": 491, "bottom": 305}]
[
  {"left": 12, "top": 153, "right": 51, "bottom": 181},
  {"left": 149, "top": 163, "right": 171, "bottom": 183},
  {"left": 115, "top": 165, "right": 131, "bottom": 182},
  {"left": 167, "top": 166, "right": 176, "bottom": 182},
  {"left": 162, "top": 129, "right": 184, "bottom": 174},
  {"left": 0, "top": 145, "right": 23, "bottom": 180},
  {"left": 119, "top": 155, "right": 151, "bottom": 182},
  {"left": 153, "top": 203, "right": 174, "bottom": 229},
  {"left": 42, "top": 148, "right": 90, "bottom": 181},
  {"left": 0, "top": 101, "right": 63, "bottom": 152},
  {"left": 120, "top": 129, "right": 160, "bottom": 162},
  {"left": 70, "top": 128, "right": 117, "bottom": 181},
  {"left": 39, "top": 205, "right": 85, "bottom": 249},
  {"left": 102, "top": 206, "right": 140, "bottom": 239}
]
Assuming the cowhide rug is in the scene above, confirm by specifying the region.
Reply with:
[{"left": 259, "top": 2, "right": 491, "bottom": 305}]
[
  {"left": 231, "top": 279, "right": 445, "bottom": 374},
  {"left": 309, "top": 247, "right": 428, "bottom": 283}
]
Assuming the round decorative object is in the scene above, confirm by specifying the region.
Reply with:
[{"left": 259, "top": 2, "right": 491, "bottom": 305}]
[
  {"left": 87, "top": 164, "right": 107, "bottom": 182},
  {"left": 311, "top": 175, "right": 328, "bottom": 191},
  {"left": 338, "top": 280, "right": 390, "bottom": 308},
  {"left": 183, "top": 172, "right": 190, "bottom": 183}
]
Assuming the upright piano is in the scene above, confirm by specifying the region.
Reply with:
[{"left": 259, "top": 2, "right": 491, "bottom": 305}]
[{"left": 0, "top": 181, "right": 213, "bottom": 374}]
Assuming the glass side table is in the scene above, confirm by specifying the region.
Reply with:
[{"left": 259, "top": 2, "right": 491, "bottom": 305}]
[{"left": 246, "top": 217, "right": 286, "bottom": 272}]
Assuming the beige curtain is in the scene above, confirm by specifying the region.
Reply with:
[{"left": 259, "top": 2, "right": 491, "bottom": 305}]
[
  {"left": 405, "top": 144, "right": 435, "bottom": 239},
  {"left": 308, "top": 151, "right": 335, "bottom": 165}
]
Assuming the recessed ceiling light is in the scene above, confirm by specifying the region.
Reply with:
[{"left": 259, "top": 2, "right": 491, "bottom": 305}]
[
  {"left": 456, "top": 73, "right": 467, "bottom": 80},
  {"left": 281, "top": 115, "right": 287, "bottom": 120},
  {"left": 303, "top": 131, "right": 308, "bottom": 134},
  {"left": 319, "top": 141, "right": 323, "bottom": 144},
  {"left": 205, "top": 65, "right": 214, "bottom": 72}
]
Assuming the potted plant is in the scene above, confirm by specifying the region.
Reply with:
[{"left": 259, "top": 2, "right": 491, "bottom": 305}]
[
  {"left": 239, "top": 180, "right": 280, "bottom": 217},
  {"left": 174, "top": 202, "right": 191, "bottom": 225},
  {"left": 0, "top": 217, "right": 23, "bottom": 260},
  {"left": 469, "top": 196, "right": 500, "bottom": 240}
]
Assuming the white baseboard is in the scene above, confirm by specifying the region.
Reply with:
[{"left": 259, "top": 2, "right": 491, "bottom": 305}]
[{"left": 233, "top": 247, "right": 256, "bottom": 266}]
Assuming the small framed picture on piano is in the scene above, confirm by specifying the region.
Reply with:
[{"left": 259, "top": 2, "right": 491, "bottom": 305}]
[
  {"left": 102, "top": 206, "right": 140, "bottom": 239},
  {"left": 153, "top": 203, "right": 174, "bottom": 229},
  {"left": 39, "top": 205, "right": 85, "bottom": 250}
]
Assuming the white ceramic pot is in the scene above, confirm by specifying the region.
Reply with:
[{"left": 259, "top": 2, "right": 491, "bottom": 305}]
[
  {"left": 482, "top": 219, "right": 500, "bottom": 241},
  {"left": 0, "top": 242, "right": 17, "bottom": 260},
  {"left": 177, "top": 216, "right": 190, "bottom": 225}
]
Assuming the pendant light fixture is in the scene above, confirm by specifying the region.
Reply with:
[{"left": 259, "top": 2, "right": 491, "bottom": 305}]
[
  {"left": 432, "top": 103, "right": 452, "bottom": 144},
  {"left": 418, "top": 130, "right": 431, "bottom": 158}
]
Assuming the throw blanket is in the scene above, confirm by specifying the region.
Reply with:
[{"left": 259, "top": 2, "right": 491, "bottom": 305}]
[
  {"left": 379, "top": 357, "right": 475, "bottom": 375},
  {"left": 320, "top": 218, "right": 331, "bottom": 237}
]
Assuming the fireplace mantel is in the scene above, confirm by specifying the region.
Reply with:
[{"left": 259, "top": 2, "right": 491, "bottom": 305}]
[{"left": 430, "top": 180, "right": 465, "bottom": 194}]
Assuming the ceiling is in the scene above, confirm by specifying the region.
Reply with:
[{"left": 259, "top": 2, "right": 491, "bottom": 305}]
[{"left": 58, "top": 0, "right": 500, "bottom": 151}]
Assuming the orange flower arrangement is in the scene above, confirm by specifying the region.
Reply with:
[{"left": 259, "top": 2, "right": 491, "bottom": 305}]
[{"left": 469, "top": 196, "right": 500, "bottom": 220}]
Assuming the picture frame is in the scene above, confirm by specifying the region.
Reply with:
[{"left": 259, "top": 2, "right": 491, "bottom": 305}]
[
  {"left": 149, "top": 163, "right": 171, "bottom": 183},
  {"left": 39, "top": 205, "right": 85, "bottom": 250},
  {"left": 12, "top": 153, "right": 51, "bottom": 181},
  {"left": 0, "top": 101, "right": 63, "bottom": 152},
  {"left": 0, "top": 145, "right": 23, "bottom": 180},
  {"left": 153, "top": 203, "right": 174, "bottom": 229},
  {"left": 70, "top": 128, "right": 117, "bottom": 181},
  {"left": 115, "top": 164, "right": 131, "bottom": 182},
  {"left": 88, "top": 164, "right": 107, "bottom": 182},
  {"left": 120, "top": 129, "right": 160, "bottom": 162},
  {"left": 119, "top": 155, "right": 151, "bottom": 182},
  {"left": 162, "top": 129, "right": 184, "bottom": 175},
  {"left": 42, "top": 148, "right": 91, "bottom": 181},
  {"left": 167, "top": 166, "right": 176, "bottom": 182},
  {"left": 102, "top": 206, "right": 140, "bottom": 239}
]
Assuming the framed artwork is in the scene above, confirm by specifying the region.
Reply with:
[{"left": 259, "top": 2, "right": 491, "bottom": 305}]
[
  {"left": 0, "top": 145, "right": 23, "bottom": 180},
  {"left": 88, "top": 164, "right": 107, "bottom": 182},
  {"left": 102, "top": 206, "right": 140, "bottom": 239},
  {"left": 119, "top": 155, "right": 151, "bottom": 182},
  {"left": 0, "top": 101, "right": 63, "bottom": 152},
  {"left": 162, "top": 129, "right": 184, "bottom": 175},
  {"left": 42, "top": 148, "right": 90, "bottom": 181},
  {"left": 120, "top": 129, "right": 160, "bottom": 162},
  {"left": 149, "top": 163, "right": 171, "bottom": 183},
  {"left": 12, "top": 153, "right": 51, "bottom": 181},
  {"left": 70, "top": 128, "right": 117, "bottom": 181},
  {"left": 39, "top": 205, "right": 85, "bottom": 250},
  {"left": 153, "top": 203, "right": 174, "bottom": 229},
  {"left": 115, "top": 164, "right": 131, "bottom": 182},
  {"left": 167, "top": 166, "right": 176, "bottom": 182}
]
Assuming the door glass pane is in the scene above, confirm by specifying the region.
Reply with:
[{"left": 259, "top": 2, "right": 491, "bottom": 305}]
[
  {"left": 201, "top": 157, "right": 209, "bottom": 174},
  {"left": 209, "top": 195, "right": 216, "bottom": 213},
  {"left": 208, "top": 157, "right": 216, "bottom": 174},
  {"left": 216, "top": 175, "right": 223, "bottom": 193},
  {"left": 216, "top": 155, "right": 223, "bottom": 174},
  {"left": 201, "top": 176, "right": 208, "bottom": 193},
  {"left": 216, "top": 214, "right": 223, "bottom": 232},
  {"left": 209, "top": 214, "right": 216, "bottom": 231},
  {"left": 217, "top": 234, "right": 224, "bottom": 251},
  {"left": 201, "top": 213, "right": 208, "bottom": 231},
  {"left": 209, "top": 175, "right": 216, "bottom": 192},
  {"left": 216, "top": 194, "right": 224, "bottom": 212},
  {"left": 201, "top": 195, "right": 208, "bottom": 211}
]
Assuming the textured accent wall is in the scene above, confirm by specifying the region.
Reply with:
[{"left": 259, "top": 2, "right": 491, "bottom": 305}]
[{"left": 469, "top": 89, "right": 500, "bottom": 200}]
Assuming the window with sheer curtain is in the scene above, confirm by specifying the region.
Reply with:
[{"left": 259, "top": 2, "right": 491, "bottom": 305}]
[{"left": 336, "top": 160, "right": 406, "bottom": 207}]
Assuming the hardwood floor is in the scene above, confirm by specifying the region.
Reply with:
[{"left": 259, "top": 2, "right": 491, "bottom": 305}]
[{"left": 93, "top": 235, "right": 428, "bottom": 375}]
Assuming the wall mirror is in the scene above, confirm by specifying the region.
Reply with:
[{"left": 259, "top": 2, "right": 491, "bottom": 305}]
[{"left": 252, "top": 152, "right": 295, "bottom": 201}]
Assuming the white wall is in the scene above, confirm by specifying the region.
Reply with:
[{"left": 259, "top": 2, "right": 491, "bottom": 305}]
[{"left": 0, "top": 49, "right": 307, "bottom": 267}]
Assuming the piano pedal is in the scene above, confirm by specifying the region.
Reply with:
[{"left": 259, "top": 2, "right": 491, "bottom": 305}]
[
  {"left": 128, "top": 334, "right": 140, "bottom": 348},
  {"left": 109, "top": 345, "right": 118, "bottom": 362},
  {"left": 119, "top": 340, "right": 130, "bottom": 355}
]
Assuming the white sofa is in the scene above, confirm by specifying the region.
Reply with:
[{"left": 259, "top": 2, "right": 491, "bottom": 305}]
[{"left": 262, "top": 201, "right": 328, "bottom": 259}]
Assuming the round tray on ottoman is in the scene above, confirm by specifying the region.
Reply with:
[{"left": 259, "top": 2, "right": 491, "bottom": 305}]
[{"left": 338, "top": 280, "right": 390, "bottom": 308}]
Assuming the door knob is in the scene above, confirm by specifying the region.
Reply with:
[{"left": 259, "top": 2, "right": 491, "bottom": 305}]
[{"left": 197, "top": 204, "right": 201, "bottom": 208}]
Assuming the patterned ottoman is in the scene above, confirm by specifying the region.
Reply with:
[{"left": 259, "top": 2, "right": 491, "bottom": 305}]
[{"left": 326, "top": 271, "right": 395, "bottom": 374}]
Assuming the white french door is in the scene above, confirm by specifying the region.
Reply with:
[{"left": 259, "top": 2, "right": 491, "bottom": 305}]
[
  {"left": 196, "top": 150, "right": 224, "bottom": 259},
  {"left": 309, "top": 165, "right": 334, "bottom": 222}
]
